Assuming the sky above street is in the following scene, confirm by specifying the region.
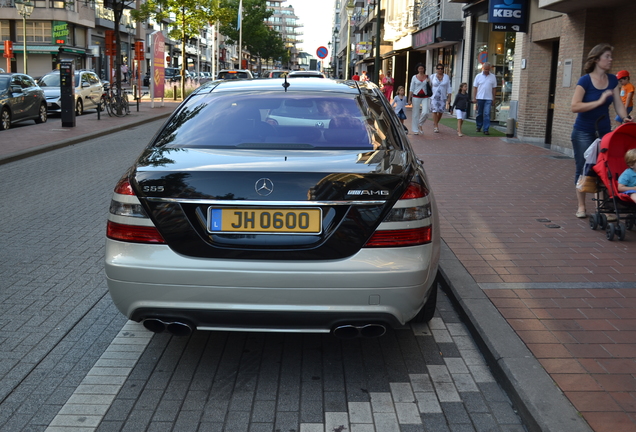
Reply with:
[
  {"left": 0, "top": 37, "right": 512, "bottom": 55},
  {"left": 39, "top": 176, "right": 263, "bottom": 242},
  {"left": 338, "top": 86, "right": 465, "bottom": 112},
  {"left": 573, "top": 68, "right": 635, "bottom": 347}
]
[{"left": 290, "top": 1, "right": 335, "bottom": 57}]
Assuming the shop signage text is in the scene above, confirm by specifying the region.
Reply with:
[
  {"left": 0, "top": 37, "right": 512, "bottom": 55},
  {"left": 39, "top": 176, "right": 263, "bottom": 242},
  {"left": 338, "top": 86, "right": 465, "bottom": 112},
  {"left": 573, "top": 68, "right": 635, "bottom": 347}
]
[
  {"left": 488, "top": 0, "right": 528, "bottom": 33},
  {"left": 53, "top": 21, "right": 69, "bottom": 45}
]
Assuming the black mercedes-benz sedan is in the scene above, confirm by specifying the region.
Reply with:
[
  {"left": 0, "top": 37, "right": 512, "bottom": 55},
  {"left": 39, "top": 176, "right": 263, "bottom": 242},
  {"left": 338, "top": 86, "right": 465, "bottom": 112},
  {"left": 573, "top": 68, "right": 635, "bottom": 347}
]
[{"left": 105, "top": 78, "right": 440, "bottom": 338}]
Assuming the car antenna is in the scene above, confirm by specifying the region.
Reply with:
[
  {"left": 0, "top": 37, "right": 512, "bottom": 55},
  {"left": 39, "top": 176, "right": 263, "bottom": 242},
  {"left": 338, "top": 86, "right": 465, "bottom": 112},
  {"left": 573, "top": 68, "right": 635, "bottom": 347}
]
[{"left": 282, "top": 75, "right": 290, "bottom": 92}]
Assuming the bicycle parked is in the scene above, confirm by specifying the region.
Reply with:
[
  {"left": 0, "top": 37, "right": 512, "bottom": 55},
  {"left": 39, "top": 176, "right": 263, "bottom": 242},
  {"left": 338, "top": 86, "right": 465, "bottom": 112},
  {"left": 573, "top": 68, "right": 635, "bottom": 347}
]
[{"left": 101, "top": 84, "right": 130, "bottom": 117}]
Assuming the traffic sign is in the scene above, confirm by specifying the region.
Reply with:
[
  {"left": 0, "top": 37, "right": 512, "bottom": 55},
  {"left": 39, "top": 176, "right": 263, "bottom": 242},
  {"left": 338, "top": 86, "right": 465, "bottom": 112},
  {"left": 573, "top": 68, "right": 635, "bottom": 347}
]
[{"left": 316, "top": 46, "right": 328, "bottom": 59}]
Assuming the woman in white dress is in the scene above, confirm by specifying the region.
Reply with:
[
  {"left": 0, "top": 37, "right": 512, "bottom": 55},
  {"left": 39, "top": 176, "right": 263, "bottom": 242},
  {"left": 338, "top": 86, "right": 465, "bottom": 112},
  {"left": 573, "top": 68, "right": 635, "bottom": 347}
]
[
  {"left": 407, "top": 63, "right": 431, "bottom": 135},
  {"left": 430, "top": 63, "right": 452, "bottom": 133}
]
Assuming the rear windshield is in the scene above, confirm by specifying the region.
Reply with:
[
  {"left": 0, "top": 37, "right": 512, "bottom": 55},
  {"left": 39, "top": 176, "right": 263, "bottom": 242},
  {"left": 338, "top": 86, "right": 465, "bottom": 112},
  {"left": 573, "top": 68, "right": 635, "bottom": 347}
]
[
  {"left": 217, "top": 71, "right": 250, "bottom": 79},
  {"left": 154, "top": 92, "right": 401, "bottom": 151},
  {"left": 38, "top": 72, "right": 80, "bottom": 87}
]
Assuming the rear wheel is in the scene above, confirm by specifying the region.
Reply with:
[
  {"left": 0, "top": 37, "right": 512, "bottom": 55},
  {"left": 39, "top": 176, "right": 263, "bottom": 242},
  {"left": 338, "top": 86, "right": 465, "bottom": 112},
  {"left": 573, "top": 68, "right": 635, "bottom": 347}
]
[
  {"left": 606, "top": 222, "right": 616, "bottom": 241},
  {"left": 600, "top": 213, "right": 608, "bottom": 229},
  {"left": 75, "top": 99, "right": 83, "bottom": 116},
  {"left": 35, "top": 103, "right": 47, "bottom": 124},
  {"left": 0, "top": 108, "right": 10, "bottom": 130}
]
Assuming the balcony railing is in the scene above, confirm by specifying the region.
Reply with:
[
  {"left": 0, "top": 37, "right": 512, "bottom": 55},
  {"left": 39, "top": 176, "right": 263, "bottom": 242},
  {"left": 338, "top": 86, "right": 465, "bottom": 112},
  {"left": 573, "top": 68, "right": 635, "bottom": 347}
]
[{"left": 418, "top": 0, "right": 440, "bottom": 29}]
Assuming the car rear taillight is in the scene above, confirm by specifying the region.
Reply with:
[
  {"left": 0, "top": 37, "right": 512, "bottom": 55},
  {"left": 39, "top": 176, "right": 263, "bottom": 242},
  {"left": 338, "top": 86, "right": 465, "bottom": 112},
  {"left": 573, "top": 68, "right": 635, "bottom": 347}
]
[
  {"left": 106, "top": 177, "right": 165, "bottom": 244},
  {"left": 364, "top": 181, "right": 432, "bottom": 248}
]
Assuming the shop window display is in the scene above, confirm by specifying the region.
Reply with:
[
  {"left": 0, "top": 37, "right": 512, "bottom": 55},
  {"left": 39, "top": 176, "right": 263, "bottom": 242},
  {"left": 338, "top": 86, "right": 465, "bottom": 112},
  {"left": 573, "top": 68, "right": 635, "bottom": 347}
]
[{"left": 472, "top": 15, "right": 515, "bottom": 126}]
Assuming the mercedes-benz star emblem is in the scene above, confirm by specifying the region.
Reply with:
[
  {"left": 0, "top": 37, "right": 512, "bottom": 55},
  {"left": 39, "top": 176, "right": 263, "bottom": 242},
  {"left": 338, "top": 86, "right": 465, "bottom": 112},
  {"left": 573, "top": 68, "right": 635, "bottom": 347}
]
[{"left": 255, "top": 178, "right": 274, "bottom": 196}]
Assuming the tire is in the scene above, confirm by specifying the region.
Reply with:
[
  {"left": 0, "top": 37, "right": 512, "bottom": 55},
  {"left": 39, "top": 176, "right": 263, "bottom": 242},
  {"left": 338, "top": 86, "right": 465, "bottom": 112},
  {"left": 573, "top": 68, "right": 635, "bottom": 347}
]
[
  {"left": 626, "top": 218, "right": 634, "bottom": 230},
  {"left": 618, "top": 223, "right": 626, "bottom": 241},
  {"left": 75, "top": 99, "right": 83, "bottom": 116},
  {"left": 600, "top": 213, "right": 608, "bottom": 229},
  {"left": 590, "top": 214, "right": 599, "bottom": 230},
  {"left": 35, "top": 103, "right": 47, "bottom": 124},
  {"left": 606, "top": 222, "right": 616, "bottom": 241},
  {"left": 410, "top": 279, "right": 438, "bottom": 323},
  {"left": 0, "top": 108, "right": 10, "bottom": 130}
]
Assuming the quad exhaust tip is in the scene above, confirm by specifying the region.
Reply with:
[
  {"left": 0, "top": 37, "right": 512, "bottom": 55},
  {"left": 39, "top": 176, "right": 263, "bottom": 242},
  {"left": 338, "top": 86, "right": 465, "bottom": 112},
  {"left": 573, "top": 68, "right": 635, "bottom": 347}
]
[
  {"left": 143, "top": 318, "right": 193, "bottom": 337},
  {"left": 332, "top": 324, "right": 386, "bottom": 339}
]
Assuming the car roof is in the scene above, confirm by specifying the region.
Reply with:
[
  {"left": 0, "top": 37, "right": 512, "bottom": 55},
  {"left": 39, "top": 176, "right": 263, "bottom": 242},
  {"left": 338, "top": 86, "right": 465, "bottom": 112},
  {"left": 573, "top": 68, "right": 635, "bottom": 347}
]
[
  {"left": 288, "top": 71, "right": 324, "bottom": 76},
  {"left": 196, "top": 77, "right": 362, "bottom": 95}
]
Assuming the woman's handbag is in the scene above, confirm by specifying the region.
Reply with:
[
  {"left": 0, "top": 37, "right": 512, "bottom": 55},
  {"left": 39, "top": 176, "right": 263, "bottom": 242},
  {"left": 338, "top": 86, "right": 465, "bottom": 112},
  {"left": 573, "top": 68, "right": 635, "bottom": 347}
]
[
  {"left": 425, "top": 80, "right": 433, "bottom": 97},
  {"left": 576, "top": 174, "right": 597, "bottom": 193}
]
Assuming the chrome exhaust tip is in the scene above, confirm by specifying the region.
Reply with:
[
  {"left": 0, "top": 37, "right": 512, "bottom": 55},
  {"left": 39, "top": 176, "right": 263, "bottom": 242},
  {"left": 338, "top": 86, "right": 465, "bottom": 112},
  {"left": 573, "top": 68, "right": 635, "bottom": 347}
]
[
  {"left": 142, "top": 319, "right": 193, "bottom": 336},
  {"left": 166, "top": 322, "right": 193, "bottom": 337},
  {"left": 332, "top": 324, "right": 387, "bottom": 339},
  {"left": 333, "top": 325, "right": 360, "bottom": 339},
  {"left": 142, "top": 318, "right": 166, "bottom": 334},
  {"left": 359, "top": 324, "right": 386, "bottom": 338}
]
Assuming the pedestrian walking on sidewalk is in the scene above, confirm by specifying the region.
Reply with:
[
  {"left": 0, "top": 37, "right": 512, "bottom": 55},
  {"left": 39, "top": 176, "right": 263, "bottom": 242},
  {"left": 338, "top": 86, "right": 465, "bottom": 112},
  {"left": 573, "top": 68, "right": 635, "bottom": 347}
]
[
  {"left": 472, "top": 62, "right": 497, "bottom": 135},
  {"left": 452, "top": 83, "right": 470, "bottom": 137},
  {"left": 408, "top": 63, "right": 430, "bottom": 135},
  {"left": 571, "top": 43, "right": 634, "bottom": 218},
  {"left": 391, "top": 86, "right": 408, "bottom": 127},
  {"left": 430, "top": 63, "right": 452, "bottom": 133},
  {"left": 382, "top": 71, "right": 394, "bottom": 101},
  {"left": 615, "top": 70, "right": 634, "bottom": 124}
]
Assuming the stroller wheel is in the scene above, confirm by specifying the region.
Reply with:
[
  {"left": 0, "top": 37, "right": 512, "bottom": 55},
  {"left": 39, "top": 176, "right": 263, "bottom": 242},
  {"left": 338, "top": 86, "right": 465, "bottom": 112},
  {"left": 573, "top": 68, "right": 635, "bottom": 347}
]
[
  {"left": 618, "top": 223, "right": 627, "bottom": 241},
  {"left": 600, "top": 213, "right": 608, "bottom": 229},
  {"left": 606, "top": 222, "right": 616, "bottom": 241},
  {"left": 626, "top": 218, "right": 634, "bottom": 230},
  {"left": 590, "top": 214, "right": 599, "bottom": 230}
]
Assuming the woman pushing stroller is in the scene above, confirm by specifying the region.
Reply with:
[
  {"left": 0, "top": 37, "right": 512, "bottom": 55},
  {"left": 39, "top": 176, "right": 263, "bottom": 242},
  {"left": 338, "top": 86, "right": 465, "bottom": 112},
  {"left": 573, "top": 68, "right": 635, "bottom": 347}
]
[{"left": 571, "top": 43, "right": 633, "bottom": 219}]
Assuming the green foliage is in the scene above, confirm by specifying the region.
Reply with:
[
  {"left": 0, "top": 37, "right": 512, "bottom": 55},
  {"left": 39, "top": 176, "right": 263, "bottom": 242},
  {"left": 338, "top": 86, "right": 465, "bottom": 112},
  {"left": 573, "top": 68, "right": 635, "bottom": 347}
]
[
  {"left": 132, "top": 0, "right": 220, "bottom": 42},
  {"left": 218, "top": 0, "right": 287, "bottom": 63},
  {"left": 132, "top": 0, "right": 222, "bottom": 99}
]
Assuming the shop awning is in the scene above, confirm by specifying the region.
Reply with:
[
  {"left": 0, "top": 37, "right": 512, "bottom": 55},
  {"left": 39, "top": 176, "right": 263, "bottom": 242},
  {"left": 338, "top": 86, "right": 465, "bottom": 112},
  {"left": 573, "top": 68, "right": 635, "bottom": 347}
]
[{"left": 0, "top": 45, "right": 59, "bottom": 55}]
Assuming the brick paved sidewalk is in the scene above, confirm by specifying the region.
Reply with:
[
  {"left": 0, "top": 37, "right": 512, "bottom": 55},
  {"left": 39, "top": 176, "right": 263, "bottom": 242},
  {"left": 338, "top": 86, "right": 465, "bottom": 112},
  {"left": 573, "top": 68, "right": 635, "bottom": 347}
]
[{"left": 411, "top": 114, "right": 636, "bottom": 432}]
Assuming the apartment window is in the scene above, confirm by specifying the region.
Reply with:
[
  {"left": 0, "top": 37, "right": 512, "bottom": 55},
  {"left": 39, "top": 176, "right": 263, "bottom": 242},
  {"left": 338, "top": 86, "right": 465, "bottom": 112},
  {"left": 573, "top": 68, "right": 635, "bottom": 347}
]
[
  {"left": 17, "top": 21, "right": 52, "bottom": 43},
  {"left": 50, "top": 0, "right": 73, "bottom": 9},
  {"left": 0, "top": 20, "right": 9, "bottom": 41}
]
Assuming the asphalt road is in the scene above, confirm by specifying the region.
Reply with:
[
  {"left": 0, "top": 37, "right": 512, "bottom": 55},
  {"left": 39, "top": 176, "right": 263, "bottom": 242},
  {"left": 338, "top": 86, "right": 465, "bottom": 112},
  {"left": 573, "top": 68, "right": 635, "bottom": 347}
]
[{"left": 0, "top": 121, "right": 527, "bottom": 432}]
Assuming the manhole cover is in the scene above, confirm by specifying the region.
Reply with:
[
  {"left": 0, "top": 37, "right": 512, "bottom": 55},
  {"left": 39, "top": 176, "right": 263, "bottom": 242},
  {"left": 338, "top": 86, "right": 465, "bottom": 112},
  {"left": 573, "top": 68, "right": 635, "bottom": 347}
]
[
  {"left": 545, "top": 224, "right": 561, "bottom": 228},
  {"left": 536, "top": 218, "right": 551, "bottom": 222}
]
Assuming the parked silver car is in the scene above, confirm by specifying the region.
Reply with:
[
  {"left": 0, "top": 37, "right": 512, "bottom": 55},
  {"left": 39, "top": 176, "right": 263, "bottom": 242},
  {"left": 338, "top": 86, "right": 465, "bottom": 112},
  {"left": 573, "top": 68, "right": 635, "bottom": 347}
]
[
  {"left": 38, "top": 70, "right": 103, "bottom": 115},
  {"left": 105, "top": 78, "right": 440, "bottom": 338}
]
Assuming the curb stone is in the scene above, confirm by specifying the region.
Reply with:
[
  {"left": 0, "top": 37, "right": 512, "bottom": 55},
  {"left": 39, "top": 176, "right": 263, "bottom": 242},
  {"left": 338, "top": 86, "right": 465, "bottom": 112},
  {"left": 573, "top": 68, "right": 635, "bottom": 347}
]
[{"left": 437, "top": 240, "right": 593, "bottom": 432}]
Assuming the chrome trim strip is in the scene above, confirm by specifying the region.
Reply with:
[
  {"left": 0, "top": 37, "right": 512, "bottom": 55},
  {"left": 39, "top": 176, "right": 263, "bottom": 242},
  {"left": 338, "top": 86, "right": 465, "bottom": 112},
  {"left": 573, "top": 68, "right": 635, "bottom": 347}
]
[
  {"left": 145, "top": 198, "right": 387, "bottom": 206},
  {"left": 197, "top": 326, "right": 331, "bottom": 334}
]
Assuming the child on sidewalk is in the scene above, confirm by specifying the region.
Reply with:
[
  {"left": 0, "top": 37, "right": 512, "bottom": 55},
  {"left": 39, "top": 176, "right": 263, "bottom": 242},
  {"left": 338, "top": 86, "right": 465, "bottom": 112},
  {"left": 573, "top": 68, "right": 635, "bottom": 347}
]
[
  {"left": 618, "top": 148, "right": 636, "bottom": 203},
  {"left": 451, "top": 83, "right": 470, "bottom": 137},
  {"left": 615, "top": 70, "right": 634, "bottom": 124},
  {"left": 392, "top": 86, "right": 408, "bottom": 128}
]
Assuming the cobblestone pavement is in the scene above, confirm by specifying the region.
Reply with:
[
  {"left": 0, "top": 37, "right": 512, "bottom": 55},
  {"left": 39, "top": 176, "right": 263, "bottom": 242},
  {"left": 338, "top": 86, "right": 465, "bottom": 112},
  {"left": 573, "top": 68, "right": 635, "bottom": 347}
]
[{"left": 0, "top": 119, "right": 528, "bottom": 431}]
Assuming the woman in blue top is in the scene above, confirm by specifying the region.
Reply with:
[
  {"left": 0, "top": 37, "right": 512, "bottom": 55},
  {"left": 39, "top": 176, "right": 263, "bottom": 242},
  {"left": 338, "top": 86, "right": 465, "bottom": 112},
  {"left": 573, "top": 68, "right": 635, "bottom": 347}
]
[{"left": 571, "top": 43, "right": 633, "bottom": 218}]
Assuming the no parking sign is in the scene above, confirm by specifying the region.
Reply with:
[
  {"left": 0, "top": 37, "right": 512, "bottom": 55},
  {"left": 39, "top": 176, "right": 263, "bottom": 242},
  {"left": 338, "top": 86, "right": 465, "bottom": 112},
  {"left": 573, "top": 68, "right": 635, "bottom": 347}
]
[{"left": 316, "top": 46, "right": 328, "bottom": 59}]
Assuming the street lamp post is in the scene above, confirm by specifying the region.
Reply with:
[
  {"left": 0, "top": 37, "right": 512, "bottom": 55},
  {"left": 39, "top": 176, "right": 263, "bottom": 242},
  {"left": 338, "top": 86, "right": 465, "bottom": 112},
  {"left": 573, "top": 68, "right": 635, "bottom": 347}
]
[
  {"left": 15, "top": 0, "right": 34, "bottom": 75},
  {"left": 345, "top": 1, "right": 354, "bottom": 80},
  {"left": 332, "top": 28, "right": 339, "bottom": 79}
]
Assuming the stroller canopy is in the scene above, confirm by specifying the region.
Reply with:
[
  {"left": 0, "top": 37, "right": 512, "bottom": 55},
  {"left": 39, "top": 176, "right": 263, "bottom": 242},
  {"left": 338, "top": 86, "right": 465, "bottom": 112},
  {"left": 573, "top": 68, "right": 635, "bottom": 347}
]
[{"left": 592, "top": 122, "right": 636, "bottom": 201}]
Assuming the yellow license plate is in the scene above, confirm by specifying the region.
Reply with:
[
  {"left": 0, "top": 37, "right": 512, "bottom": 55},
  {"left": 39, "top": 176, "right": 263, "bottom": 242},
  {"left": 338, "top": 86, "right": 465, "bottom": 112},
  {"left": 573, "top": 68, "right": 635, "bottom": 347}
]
[{"left": 207, "top": 207, "right": 322, "bottom": 234}]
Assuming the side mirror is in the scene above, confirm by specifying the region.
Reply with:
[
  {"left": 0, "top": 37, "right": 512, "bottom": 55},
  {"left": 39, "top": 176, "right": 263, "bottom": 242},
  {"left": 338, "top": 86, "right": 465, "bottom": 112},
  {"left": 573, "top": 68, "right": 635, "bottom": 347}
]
[
  {"left": 82, "top": 82, "right": 90, "bottom": 88},
  {"left": 10, "top": 85, "right": 23, "bottom": 94}
]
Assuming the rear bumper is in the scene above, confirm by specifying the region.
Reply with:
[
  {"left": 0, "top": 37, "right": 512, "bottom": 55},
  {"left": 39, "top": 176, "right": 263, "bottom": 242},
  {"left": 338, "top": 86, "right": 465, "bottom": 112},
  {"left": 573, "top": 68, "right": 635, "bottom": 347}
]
[{"left": 105, "top": 239, "right": 440, "bottom": 332}]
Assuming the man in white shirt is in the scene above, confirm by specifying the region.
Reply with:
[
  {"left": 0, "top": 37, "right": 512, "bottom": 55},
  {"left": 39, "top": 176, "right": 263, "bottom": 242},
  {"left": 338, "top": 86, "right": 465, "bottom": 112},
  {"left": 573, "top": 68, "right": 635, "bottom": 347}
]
[{"left": 472, "top": 62, "right": 498, "bottom": 135}]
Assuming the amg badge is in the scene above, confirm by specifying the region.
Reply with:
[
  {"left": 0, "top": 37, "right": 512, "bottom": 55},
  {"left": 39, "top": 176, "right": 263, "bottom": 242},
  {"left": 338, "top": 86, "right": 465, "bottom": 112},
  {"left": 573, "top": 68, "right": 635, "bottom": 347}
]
[{"left": 347, "top": 190, "right": 390, "bottom": 196}]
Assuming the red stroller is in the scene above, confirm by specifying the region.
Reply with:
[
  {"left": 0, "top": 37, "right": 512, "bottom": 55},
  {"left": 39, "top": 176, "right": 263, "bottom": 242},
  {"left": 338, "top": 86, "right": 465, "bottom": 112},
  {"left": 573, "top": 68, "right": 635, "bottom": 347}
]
[{"left": 590, "top": 122, "right": 636, "bottom": 240}]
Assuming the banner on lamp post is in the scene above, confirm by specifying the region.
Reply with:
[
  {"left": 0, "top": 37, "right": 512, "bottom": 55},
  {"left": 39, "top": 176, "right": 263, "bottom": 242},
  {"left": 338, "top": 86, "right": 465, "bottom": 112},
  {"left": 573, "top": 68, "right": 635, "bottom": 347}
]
[{"left": 151, "top": 31, "right": 165, "bottom": 101}]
